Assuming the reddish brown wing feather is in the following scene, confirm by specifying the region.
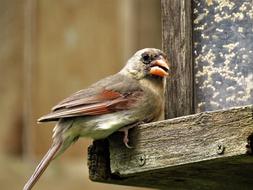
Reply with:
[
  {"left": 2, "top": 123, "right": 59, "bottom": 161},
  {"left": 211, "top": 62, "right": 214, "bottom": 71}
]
[
  {"left": 52, "top": 90, "right": 122, "bottom": 111},
  {"left": 38, "top": 89, "right": 142, "bottom": 122}
]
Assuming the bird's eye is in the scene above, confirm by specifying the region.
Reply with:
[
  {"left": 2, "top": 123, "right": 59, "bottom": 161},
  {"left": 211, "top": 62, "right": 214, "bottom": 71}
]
[
  {"left": 153, "top": 54, "right": 159, "bottom": 59},
  {"left": 142, "top": 53, "right": 150, "bottom": 64}
]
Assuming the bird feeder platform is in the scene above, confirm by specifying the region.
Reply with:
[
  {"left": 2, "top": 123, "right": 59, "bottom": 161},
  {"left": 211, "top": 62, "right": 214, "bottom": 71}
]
[{"left": 88, "top": 104, "right": 253, "bottom": 189}]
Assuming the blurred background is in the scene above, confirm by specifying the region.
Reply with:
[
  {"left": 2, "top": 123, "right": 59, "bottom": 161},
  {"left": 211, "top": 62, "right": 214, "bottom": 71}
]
[{"left": 0, "top": 0, "right": 161, "bottom": 189}]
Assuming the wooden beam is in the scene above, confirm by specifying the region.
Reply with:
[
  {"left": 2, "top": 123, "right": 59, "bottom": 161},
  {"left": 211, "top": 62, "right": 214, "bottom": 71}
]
[
  {"left": 161, "top": 0, "right": 194, "bottom": 119},
  {"left": 88, "top": 105, "right": 253, "bottom": 189}
]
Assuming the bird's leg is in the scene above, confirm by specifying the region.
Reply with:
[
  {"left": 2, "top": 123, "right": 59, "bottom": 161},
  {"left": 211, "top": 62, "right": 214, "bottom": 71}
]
[
  {"left": 122, "top": 127, "right": 131, "bottom": 148},
  {"left": 119, "top": 122, "right": 144, "bottom": 148},
  {"left": 119, "top": 126, "right": 133, "bottom": 148}
]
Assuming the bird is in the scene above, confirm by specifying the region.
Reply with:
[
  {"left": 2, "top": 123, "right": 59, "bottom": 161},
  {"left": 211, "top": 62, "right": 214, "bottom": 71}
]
[{"left": 23, "top": 48, "right": 170, "bottom": 190}]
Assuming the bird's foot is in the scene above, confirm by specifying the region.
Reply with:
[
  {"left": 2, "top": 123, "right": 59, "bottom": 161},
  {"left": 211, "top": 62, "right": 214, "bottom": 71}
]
[
  {"left": 119, "top": 122, "right": 144, "bottom": 148},
  {"left": 122, "top": 129, "right": 133, "bottom": 149}
]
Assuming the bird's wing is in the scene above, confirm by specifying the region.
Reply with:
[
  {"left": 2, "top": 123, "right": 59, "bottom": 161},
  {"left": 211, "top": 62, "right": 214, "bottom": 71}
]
[{"left": 38, "top": 74, "right": 143, "bottom": 122}]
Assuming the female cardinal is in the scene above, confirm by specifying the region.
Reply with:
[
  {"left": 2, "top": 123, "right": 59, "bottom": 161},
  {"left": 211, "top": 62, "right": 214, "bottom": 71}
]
[{"left": 23, "top": 48, "right": 170, "bottom": 190}]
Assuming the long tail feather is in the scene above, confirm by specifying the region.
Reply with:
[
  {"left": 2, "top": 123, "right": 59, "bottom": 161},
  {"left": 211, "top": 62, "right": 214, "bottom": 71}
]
[{"left": 23, "top": 141, "right": 62, "bottom": 190}]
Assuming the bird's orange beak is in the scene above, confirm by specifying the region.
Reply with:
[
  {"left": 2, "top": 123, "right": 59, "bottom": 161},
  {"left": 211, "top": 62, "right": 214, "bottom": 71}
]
[{"left": 149, "top": 57, "right": 170, "bottom": 77}]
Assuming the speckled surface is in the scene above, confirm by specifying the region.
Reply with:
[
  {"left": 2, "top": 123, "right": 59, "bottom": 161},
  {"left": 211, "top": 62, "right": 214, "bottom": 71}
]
[{"left": 193, "top": 0, "right": 253, "bottom": 112}]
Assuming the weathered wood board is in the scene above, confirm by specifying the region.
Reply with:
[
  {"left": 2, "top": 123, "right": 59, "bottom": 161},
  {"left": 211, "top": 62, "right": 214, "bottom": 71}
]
[
  {"left": 89, "top": 154, "right": 253, "bottom": 189},
  {"left": 88, "top": 105, "right": 253, "bottom": 189},
  {"left": 162, "top": 0, "right": 194, "bottom": 119},
  {"left": 193, "top": 0, "right": 253, "bottom": 112}
]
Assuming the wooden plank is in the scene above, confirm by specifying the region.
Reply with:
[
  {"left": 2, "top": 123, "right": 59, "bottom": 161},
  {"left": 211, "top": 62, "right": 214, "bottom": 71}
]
[
  {"left": 90, "top": 154, "right": 253, "bottom": 189},
  {"left": 88, "top": 140, "right": 111, "bottom": 182},
  {"left": 161, "top": 0, "right": 194, "bottom": 119},
  {"left": 193, "top": 0, "right": 253, "bottom": 112},
  {"left": 109, "top": 104, "right": 253, "bottom": 175},
  {"left": 89, "top": 105, "right": 253, "bottom": 189}
]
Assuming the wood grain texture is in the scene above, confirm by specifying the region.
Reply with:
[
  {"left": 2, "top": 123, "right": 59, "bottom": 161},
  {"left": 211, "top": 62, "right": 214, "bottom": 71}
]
[
  {"left": 162, "top": 0, "right": 194, "bottom": 119},
  {"left": 89, "top": 105, "right": 253, "bottom": 189},
  {"left": 88, "top": 140, "right": 112, "bottom": 181},
  {"left": 109, "top": 105, "right": 253, "bottom": 176},
  {"left": 91, "top": 155, "right": 253, "bottom": 189}
]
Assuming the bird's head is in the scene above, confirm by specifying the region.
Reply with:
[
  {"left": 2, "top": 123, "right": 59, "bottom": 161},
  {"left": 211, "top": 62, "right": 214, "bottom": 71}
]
[{"left": 120, "top": 48, "right": 170, "bottom": 80}]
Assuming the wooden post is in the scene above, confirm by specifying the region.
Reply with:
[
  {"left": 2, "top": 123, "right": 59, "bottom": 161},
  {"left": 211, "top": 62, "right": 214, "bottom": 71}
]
[{"left": 162, "top": 0, "right": 194, "bottom": 119}]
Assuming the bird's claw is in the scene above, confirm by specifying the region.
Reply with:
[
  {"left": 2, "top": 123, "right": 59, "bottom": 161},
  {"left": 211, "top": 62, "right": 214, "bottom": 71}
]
[
  {"left": 120, "top": 127, "right": 133, "bottom": 148},
  {"left": 123, "top": 135, "right": 133, "bottom": 149},
  {"left": 119, "top": 122, "right": 145, "bottom": 148}
]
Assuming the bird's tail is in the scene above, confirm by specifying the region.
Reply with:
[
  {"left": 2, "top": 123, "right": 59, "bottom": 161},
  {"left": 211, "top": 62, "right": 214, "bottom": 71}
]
[
  {"left": 23, "top": 119, "right": 75, "bottom": 190},
  {"left": 23, "top": 141, "right": 62, "bottom": 190}
]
